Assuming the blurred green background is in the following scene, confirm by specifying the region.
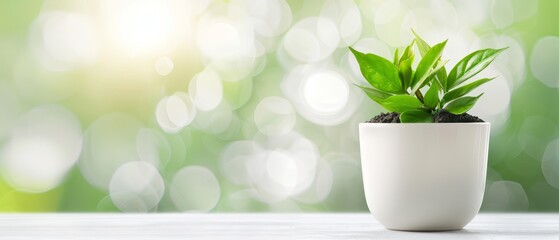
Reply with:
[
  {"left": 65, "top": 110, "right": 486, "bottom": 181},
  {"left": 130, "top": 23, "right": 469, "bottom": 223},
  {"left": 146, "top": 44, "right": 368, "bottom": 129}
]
[{"left": 0, "top": 0, "right": 558, "bottom": 212}]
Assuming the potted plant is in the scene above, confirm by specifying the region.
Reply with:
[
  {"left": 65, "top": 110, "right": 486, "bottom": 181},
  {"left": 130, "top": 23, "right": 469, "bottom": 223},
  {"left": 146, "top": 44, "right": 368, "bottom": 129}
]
[{"left": 350, "top": 32, "right": 506, "bottom": 231}]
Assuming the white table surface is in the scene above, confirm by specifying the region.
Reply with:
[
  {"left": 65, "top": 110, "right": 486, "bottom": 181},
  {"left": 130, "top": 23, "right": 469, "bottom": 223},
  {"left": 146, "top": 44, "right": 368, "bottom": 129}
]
[{"left": 0, "top": 213, "right": 557, "bottom": 239}]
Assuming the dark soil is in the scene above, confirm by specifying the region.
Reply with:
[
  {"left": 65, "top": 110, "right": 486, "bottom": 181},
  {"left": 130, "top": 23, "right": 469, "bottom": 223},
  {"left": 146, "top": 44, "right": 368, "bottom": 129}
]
[
  {"left": 367, "top": 110, "right": 484, "bottom": 123},
  {"left": 366, "top": 112, "right": 401, "bottom": 123},
  {"left": 433, "top": 110, "right": 484, "bottom": 123}
]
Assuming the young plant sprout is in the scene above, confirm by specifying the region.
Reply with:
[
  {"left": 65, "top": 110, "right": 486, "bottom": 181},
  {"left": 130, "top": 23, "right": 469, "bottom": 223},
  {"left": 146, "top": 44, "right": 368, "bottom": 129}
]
[{"left": 350, "top": 31, "right": 507, "bottom": 123}]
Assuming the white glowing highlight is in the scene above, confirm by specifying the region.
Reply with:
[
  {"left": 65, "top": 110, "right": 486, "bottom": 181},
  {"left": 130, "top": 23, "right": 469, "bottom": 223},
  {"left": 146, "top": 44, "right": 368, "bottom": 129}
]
[
  {"left": 31, "top": 11, "right": 98, "bottom": 71},
  {"left": 266, "top": 150, "right": 299, "bottom": 196},
  {"left": 196, "top": 13, "right": 263, "bottom": 82},
  {"left": 108, "top": 0, "right": 173, "bottom": 55},
  {"left": 156, "top": 92, "right": 196, "bottom": 133},
  {"left": 0, "top": 105, "right": 82, "bottom": 193},
  {"left": 198, "top": 21, "right": 242, "bottom": 60},
  {"left": 155, "top": 57, "right": 174, "bottom": 76},
  {"left": 250, "top": 132, "right": 320, "bottom": 202},
  {"left": 109, "top": 161, "right": 165, "bottom": 212},
  {"left": 189, "top": 68, "right": 223, "bottom": 111},
  {"left": 303, "top": 71, "right": 350, "bottom": 114},
  {"left": 283, "top": 65, "right": 359, "bottom": 126}
]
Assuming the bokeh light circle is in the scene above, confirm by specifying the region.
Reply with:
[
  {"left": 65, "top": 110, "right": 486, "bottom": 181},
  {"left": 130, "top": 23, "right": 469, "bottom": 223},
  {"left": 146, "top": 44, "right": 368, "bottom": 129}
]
[
  {"left": 30, "top": 11, "right": 98, "bottom": 71},
  {"left": 109, "top": 161, "right": 165, "bottom": 212},
  {"left": 400, "top": 0, "right": 458, "bottom": 44},
  {"left": 196, "top": 10, "right": 263, "bottom": 82},
  {"left": 154, "top": 57, "right": 174, "bottom": 76},
  {"left": 0, "top": 82, "right": 21, "bottom": 141},
  {"left": 182, "top": 0, "right": 211, "bottom": 16},
  {"left": 283, "top": 17, "right": 339, "bottom": 63},
  {"left": 109, "top": 0, "right": 173, "bottom": 55},
  {"left": 293, "top": 160, "right": 333, "bottom": 204},
  {"left": 79, "top": 113, "right": 142, "bottom": 190},
  {"left": 220, "top": 141, "right": 264, "bottom": 185},
  {"left": 518, "top": 116, "right": 558, "bottom": 160},
  {"left": 136, "top": 128, "right": 171, "bottom": 169},
  {"left": 490, "top": 0, "right": 514, "bottom": 29},
  {"left": 189, "top": 68, "right": 223, "bottom": 112},
  {"left": 249, "top": 132, "right": 320, "bottom": 202},
  {"left": 374, "top": 0, "right": 401, "bottom": 25},
  {"left": 453, "top": 0, "right": 489, "bottom": 27},
  {"left": 0, "top": 105, "right": 82, "bottom": 193},
  {"left": 265, "top": 150, "right": 299, "bottom": 197},
  {"left": 374, "top": 0, "right": 405, "bottom": 47},
  {"left": 320, "top": 0, "right": 362, "bottom": 47},
  {"left": 283, "top": 65, "right": 360, "bottom": 126},
  {"left": 198, "top": 21, "right": 242, "bottom": 60},
  {"left": 324, "top": 153, "right": 366, "bottom": 211},
  {"left": 542, "top": 138, "right": 559, "bottom": 190},
  {"left": 530, "top": 36, "right": 559, "bottom": 88},
  {"left": 303, "top": 71, "right": 350, "bottom": 114},
  {"left": 483, "top": 180, "right": 529, "bottom": 211},
  {"left": 192, "top": 101, "right": 233, "bottom": 135},
  {"left": 156, "top": 92, "right": 196, "bottom": 133},
  {"left": 170, "top": 166, "right": 221, "bottom": 212},
  {"left": 244, "top": 0, "right": 292, "bottom": 37},
  {"left": 254, "top": 96, "right": 296, "bottom": 136}
]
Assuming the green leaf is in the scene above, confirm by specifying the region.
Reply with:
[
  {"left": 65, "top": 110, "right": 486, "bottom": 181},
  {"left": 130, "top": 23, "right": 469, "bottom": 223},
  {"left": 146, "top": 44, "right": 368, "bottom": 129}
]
[
  {"left": 412, "top": 29, "right": 431, "bottom": 57},
  {"left": 442, "top": 77, "right": 494, "bottom": 105},
  {"left": 424, "top": 82, "right": 439, "bottom": 109},
  {"left": 399, "top": 55, "right": 414, "bottom": 90},
  {"left": 397, "top": 41, "right": 415, "bottom": 90},
  {"left": 400, "top": 109, "right": 434, "bottom": 123},
  {"left": 446, "top": 48, "right": 507, "bottom": 89},
  {"left": 410, "top": 40, "right": 447, "bottom": 93},
  {"left": 444, "top": 94, "right": 483, "bottom": 115},
  {"left": 377, "top": 95, "right": 424, "bottom": 113},
  {"left": 353, "top": 84, "right": 393, "bottom": 101},
  {"left": 412, "top": 30, "right": 448, "bottom": 90},
  {"left": 399, "top": 40, "right": 414, "bottom": 63},
  {"left": 419, "top": 59, "right": 449, "bottom": 89},
  {"left": 350, "top": 47, "right": 404, "bottom": 94},
  {"left": 436, "top": 66, "right": 447, "bottom": 91},
  {"left": 393, "top": 48, "right": 399, "bottom": 65}
]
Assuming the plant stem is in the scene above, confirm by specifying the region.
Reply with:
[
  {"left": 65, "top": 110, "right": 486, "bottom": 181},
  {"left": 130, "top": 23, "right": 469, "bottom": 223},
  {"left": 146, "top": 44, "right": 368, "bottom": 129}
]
[{"left": 415, "top": 90, "right": 424, "bottom": 103}]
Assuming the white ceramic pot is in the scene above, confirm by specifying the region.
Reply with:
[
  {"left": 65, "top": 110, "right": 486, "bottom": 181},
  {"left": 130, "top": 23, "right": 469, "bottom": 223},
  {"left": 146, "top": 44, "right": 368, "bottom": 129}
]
[{"left": 359, "top": 123, "right": 490, "bottom": 231}]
